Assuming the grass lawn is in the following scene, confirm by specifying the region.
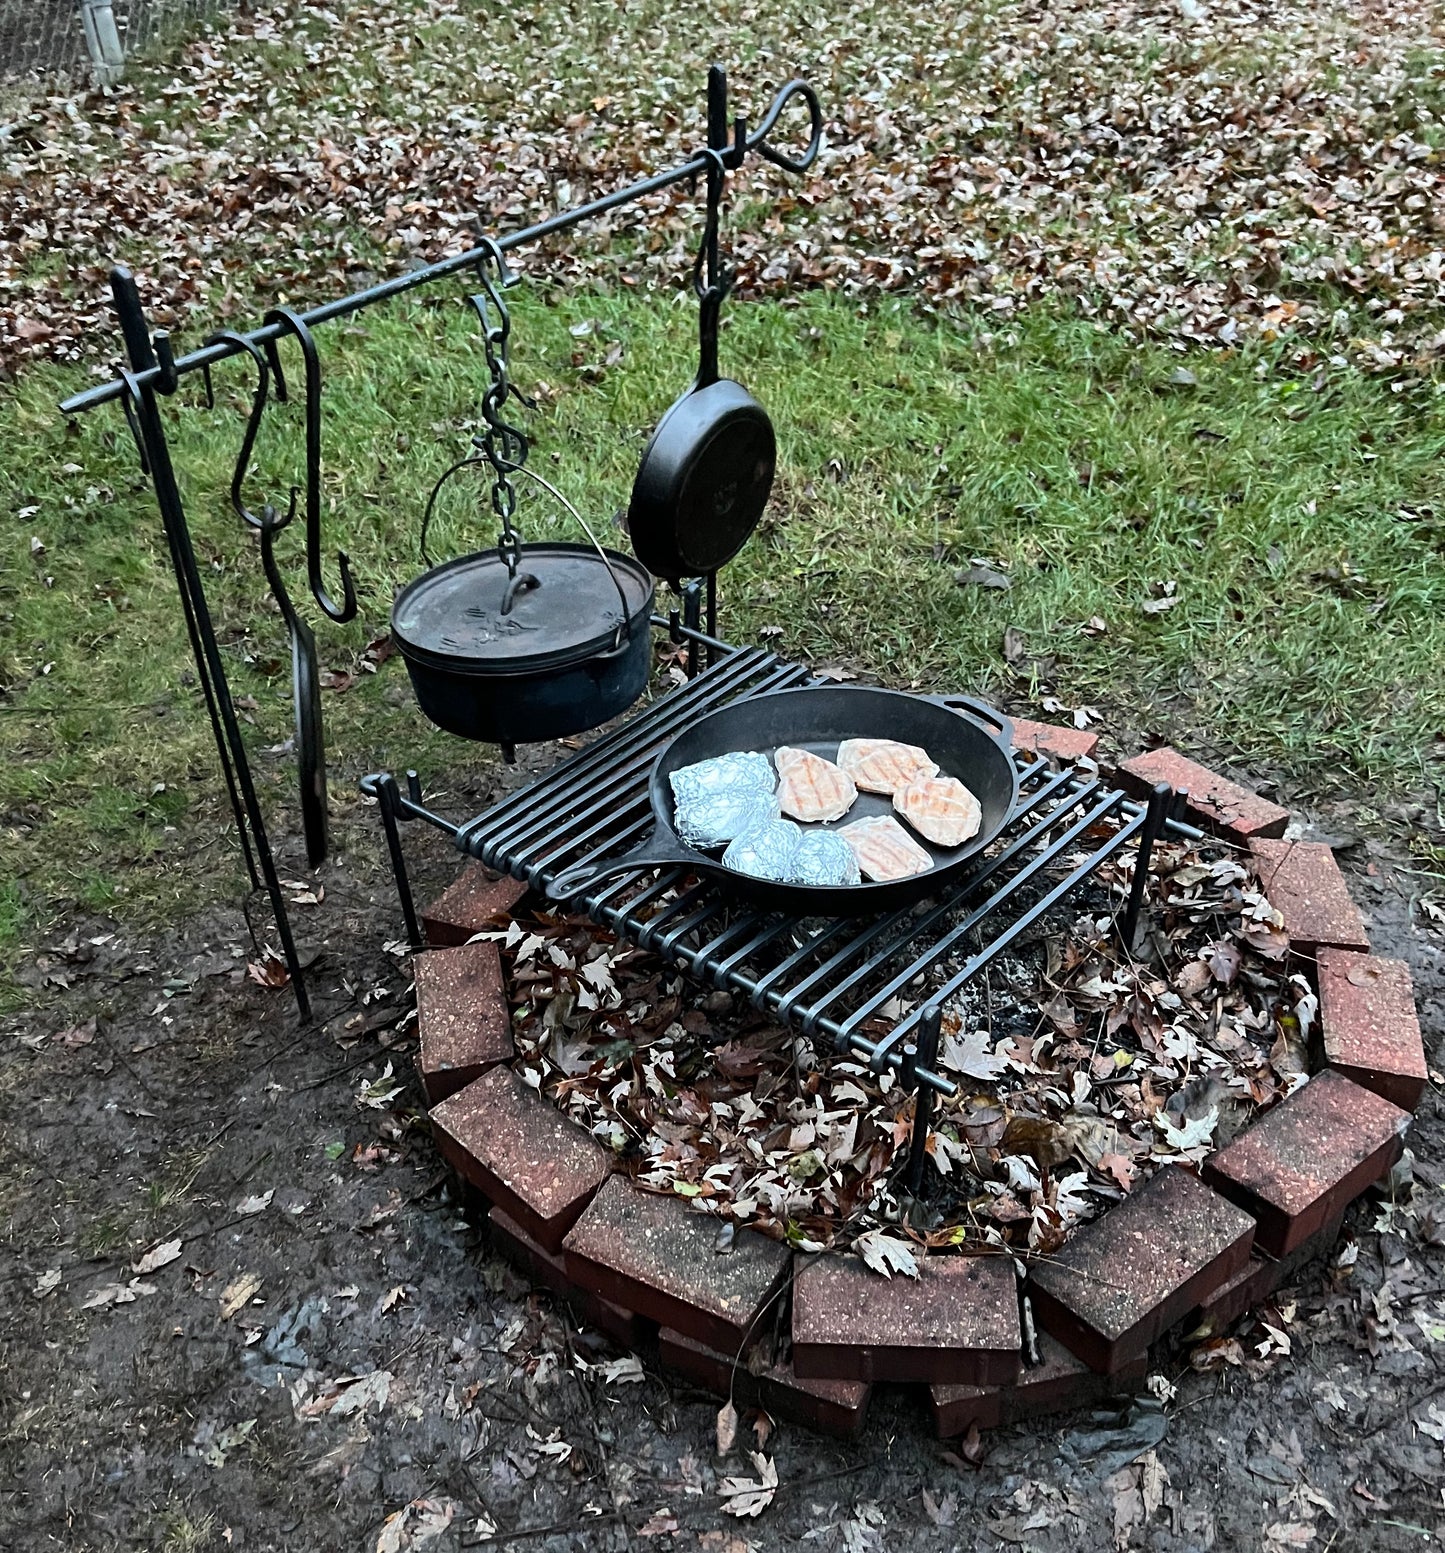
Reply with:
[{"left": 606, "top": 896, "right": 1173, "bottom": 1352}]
[{"left": 2, "top": 0, "right": 1444, "bottom": 996}]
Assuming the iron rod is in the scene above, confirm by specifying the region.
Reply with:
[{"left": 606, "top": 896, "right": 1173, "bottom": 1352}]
[
  {"left": 1122, "top": 780, "right": 1173, "bottom": 945},
  {"left": 905, "top": 1004, "right": 942, "bottom": 1195},
  {"left": 113, "top": 285, "right": 312, "bottom": 1022},
  {"left": 363, "top": 773, "right": 422, "bottom": 949}
]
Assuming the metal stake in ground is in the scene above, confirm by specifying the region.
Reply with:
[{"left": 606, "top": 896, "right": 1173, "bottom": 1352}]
[{"left": 904, "top": 1002, "right": 944, "bottom": 1197}]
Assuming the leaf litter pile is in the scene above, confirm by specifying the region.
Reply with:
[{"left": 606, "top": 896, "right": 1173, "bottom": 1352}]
[
  {"left": 478, "top": 822, "right": 1312, "bottom": 1276},
  {"left": 4, "top": 0, "right": 1442, "bottom": 374}
]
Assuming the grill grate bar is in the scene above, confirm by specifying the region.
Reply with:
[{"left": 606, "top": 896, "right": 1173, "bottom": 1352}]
[{"left": 833, "top": 788, "right": 1130, "bottom": 1039}]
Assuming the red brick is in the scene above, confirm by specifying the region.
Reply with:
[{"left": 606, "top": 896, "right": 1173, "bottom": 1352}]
[
  {"left": 1029, "top": 1166, "right": 1255, "bottom": 1373},
  {"left": 1011, "top": 717, "right": 1100, "bottom": 765},
  {"left": 488, "top": 1206, "right": 648, "bottom": 1350},
  {"left": 657, "top": 1325, "right": 743, "bottom": 1395},
  {"left": 430, "top": 1065, "right": 611, "bottom": 1252},
  {"left": 791, "top": 1254, "right": 1020, "bottom": 1386},
  {"left": 1116, "top": 748, "right": 1289, "bottom": 841},
  {"left": 1316, "top": 950, "right": 1427, "bottom": 1112},
  {"left": 1202, "top": 1070, "right": 1408, "bottom": 1257},
  {"left": 563, "top": 1180, "right": 791, "bottom": 1355},
  {"left": 656, "top": 1328, "right": 871, "bottom": 1439},
  {"left": 416, "top": 941, "right": 514, "bottom": 1104},
  {"left": 1189, "top": 1210, "right": 1346, "bottom": 1336},
  {"left": 930, "top": 1336, "right": 1148, "bottom": 1438},
  {"left": 421, "top": 863, "right": 529, "bottom": 947},
  {"left": 1248, "top": 840, "right": 1370, "bottom": 954}
]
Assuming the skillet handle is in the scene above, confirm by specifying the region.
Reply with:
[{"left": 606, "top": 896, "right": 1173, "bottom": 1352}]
[
  {"left": 546, "top": 831, "right": 699, "bottom": 902},
  {"left": 929, "top": 694, "right": 1014, "bottom": 750}
]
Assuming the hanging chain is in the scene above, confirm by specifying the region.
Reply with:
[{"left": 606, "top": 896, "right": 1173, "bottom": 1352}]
[{"left": 468, "top": 242, "right": 533, "bottom": 578}]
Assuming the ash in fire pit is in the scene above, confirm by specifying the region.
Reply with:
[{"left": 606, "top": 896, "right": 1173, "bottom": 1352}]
[{"left": 492, "top": 820, "right": 1308, "bottom": 1266}]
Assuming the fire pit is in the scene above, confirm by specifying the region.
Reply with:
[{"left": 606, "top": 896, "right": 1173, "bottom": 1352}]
[{"left": 370, "top": 628, "right": 1428, "bottom": 1439}]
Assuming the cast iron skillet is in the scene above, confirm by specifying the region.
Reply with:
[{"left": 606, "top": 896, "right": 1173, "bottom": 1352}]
[
  {"left": 547, "top": 686, "right": 1019, "bottom": 915},
  {"left": 626, "top": 282, "right": 776, "bottom": 581}
]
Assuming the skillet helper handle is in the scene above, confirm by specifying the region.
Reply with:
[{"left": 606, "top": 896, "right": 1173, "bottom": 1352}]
[
  {"left": 929, "top": 694, "right": 1014, "bottom": 750},
  {"left": 546, "top": 831, "right": 699, "bottom": 902}
]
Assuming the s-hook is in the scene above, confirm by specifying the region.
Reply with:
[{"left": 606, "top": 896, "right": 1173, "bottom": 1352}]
[
  {"left": 207, "top": 330, "right": 293, "bottom": 533},
  {"left": 262, "top": 306, "right": 359, "bottom": 624}
]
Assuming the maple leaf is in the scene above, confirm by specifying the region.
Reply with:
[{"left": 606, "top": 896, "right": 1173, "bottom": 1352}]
[
  {"left": 1153, "top": 1107, "right": 1219, "bottom": 1152},
  {"left": 939, "top": 1027, "right": 1008, "bottom": 1082},
  {"left": 854, "top": 1230, "right": 919, "bottom": 1279},
  {"left": 718, "top": 1452, "right": 778, "bottom": 1518}
]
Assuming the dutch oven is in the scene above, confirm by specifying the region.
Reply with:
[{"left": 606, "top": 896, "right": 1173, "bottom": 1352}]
[{"left": 391, "top": 536, "right": 655, "bottom": 748}]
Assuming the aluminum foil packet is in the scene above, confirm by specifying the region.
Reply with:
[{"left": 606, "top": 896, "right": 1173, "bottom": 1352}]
[
  {"left": 669, "top": 751, "right": 775, "bottom": 810},
  {"left": 794, "top": 829, "right": 862, "bottom": 887},
  {"left": 673, "top": 785, "right": 780, "bottom": 850},
  {"left": 722, "top": 819, "right": 804, "bottom": 882}
]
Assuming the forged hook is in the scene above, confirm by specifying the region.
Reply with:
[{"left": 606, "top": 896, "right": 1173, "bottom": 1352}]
[
  {"left": 114, "top": 363, "right": 151, "bottom": 475},
  {"left": 471, "top": 231, "right": 517, "bottom": 290},
  {"left": 206, "top": 330, "right": 297, "bottom": 534},
  {"left": 264, "top": 305, "right": 358, "bottom": 624}
]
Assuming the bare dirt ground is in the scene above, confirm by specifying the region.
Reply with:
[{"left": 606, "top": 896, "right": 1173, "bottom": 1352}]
[{"left": 2, "top": 760, "right": 1442, "bottom": 1553}]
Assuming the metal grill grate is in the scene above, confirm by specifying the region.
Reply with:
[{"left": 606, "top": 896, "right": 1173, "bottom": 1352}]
[{"left": 415, "top": 644, "right": 1169, "bottom": 1098}]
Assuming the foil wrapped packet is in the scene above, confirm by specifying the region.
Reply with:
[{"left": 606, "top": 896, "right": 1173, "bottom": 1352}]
[
  {"left": 669, "top": 751, "right": 775, "bottom": 808},
  {"left": 722, "top": 819, "right": 804, "bottom": 882},
  {"left": 794, "top": 829, "right": 862, "bottom": 887},
  {"left": 673, "top": 786, "right": 780, "bottom": 850}
]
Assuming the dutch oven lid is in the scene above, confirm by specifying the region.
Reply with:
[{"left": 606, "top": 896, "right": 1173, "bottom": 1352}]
[{"left": 392, "top": 542, "right": 654, "bottom": 675}]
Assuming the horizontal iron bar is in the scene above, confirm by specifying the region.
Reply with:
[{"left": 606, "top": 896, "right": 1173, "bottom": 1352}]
[{"left": 62, "top": 154, "right": 721, "bottom": 417}]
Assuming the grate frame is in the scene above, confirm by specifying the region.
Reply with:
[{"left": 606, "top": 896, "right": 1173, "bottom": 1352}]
[{"left": 367, "top": 635, "right": 1185, "bottom": 1100}]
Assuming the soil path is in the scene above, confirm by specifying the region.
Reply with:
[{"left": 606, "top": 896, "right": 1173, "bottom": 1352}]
[{"left": 2, "top": 787, "right": 1442, "bottom": 1552}]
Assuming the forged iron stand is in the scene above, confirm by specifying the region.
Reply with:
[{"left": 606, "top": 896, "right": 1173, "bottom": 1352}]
[{"left": 60, "top": 68, "right": 820, "bottom": 1022}]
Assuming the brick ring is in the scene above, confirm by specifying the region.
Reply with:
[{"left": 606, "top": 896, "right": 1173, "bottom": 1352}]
[{"left": 413, "top": 738, "right": 1427, "bottom": 1439}]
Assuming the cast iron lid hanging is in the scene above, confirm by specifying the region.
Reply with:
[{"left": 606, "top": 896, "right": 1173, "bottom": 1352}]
[{"left": 392, "top": 540, "right": 652, "bottom": 676}]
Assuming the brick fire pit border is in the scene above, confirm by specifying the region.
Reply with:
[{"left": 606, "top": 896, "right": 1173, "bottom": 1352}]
[{"left": 414, "top": 732, "right": 1425, "bottom": 1440}]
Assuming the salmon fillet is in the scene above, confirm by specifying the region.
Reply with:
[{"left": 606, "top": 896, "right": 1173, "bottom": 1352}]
[
  {"left": 838, "top": 815, "right": 935, "bottom": 882},
  {"left": 836, "top": 738, "right": 940, "bottom": 796},
  {"left": 894, "top": 775, "right": 983, "bottom": 847},
  {"left": 774, "top": 746, "right": 858, "bottom": 824}
]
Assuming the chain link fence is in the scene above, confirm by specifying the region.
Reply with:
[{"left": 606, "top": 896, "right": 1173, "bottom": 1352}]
[{"left": 1, "top": 0, "right": 244, "bottom": 85}]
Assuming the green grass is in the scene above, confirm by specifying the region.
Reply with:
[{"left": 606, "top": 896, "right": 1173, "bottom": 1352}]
[{"left": 3, "top": 288, "right": 1444, "bottom": 980}]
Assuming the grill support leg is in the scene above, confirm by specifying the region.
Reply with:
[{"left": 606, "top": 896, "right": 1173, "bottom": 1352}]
[
  {"left": 682, "top": 578, "right": 703, "bottom": 679},
  {"left": 1121, "top": 781, "right": 1173, "bottom": 948},
  {"left": 363, "top": 771, "right": 423, "bottom": 950},
  {"left": 904, "top": 1002, "right": 943, "bottom": 1196}
]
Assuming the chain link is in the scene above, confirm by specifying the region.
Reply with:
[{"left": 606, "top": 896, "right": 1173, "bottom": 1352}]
[{"left": 468, "top": 247, "right": 532, "bottom": 578}]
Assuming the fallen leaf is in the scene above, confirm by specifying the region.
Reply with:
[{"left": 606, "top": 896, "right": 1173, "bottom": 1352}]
[
  {"left": 236, "top": 1190, "right": 274, "bottom": 1216},
  {"left": 132, "top": 1238, "right": 183, "bottom": 1275},
  {"left": 356, "top": 1062, "right": 404, "bottom": 1109},
  {"left": 81, "top": 1278, "right": 157, "bottom": 1310},
  {"left": 247, "top": 952, "right": 290, "bottom": 988},
  {"left": 52, "top": 1016, "right": 99, "bottom": 1049},
  {"left": 955, "top": 564, "right": 1011, "bottom": 590},
  {"left": 219, "top": 1272, "right": 263, "bottom": 1320},
  {"left": 598, "top": 1354, "right": 644, "bottom": 1385},
  {"left": 716, "top": 1399, "right": 739, "bottom": 1456},
  {"left": 331, "top": 1370, "right": 393, "bottom": 1418},
  {"left": 854, "top": 1229, "right": 920, "bottom": 1279},
  {"left": 718, "top": 1452, "right": 778, "bottom": 1518},
  {"left": 33, "top": 1268, "right": 61, "bottom": 1298}
]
